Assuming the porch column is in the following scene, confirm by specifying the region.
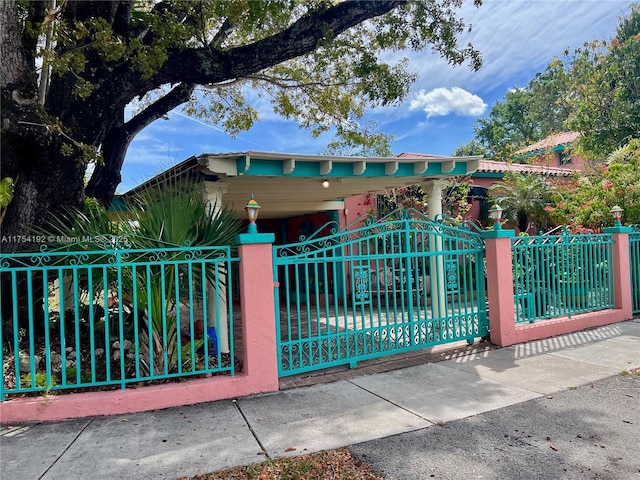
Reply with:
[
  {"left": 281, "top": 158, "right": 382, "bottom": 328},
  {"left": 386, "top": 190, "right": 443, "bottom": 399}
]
[
  {"left": 203, "top": 181, "right": 230, "bottom": 354},
  {"left": 57, "top": 276, "right": 76, "bottom": 314},
  {"left": 424, "top": 179, "right": 449, "bottom": 318}
]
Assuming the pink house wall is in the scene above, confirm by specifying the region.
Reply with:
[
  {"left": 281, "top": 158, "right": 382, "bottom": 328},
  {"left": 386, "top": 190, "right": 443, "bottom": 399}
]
[
  {"left": 530, "top": 151, "right": 586, "bottom": 171},
  {"left": 343, "top": 193, "right": 374, "bottom": 227}
]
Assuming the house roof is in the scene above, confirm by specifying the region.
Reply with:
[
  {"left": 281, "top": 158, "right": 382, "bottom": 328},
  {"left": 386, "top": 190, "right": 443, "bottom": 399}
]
[
  {"left": 123, "top": 150, "right": 483, "bottom": 219},
  {"left": 476, "top": 159, "right": 573, "bottom": 177},
  {"left": 396, "top": 153, "right": 573, "bottom": 177},
  {"left": 516, "top": 131, "right": 580, "bottom": 155}
]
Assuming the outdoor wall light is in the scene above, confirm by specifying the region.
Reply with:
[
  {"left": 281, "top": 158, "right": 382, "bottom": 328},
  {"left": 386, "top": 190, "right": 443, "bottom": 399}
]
[
  {"left": 321, "top": 180, "right": 330, "bottom": 189},
  {"left": 245, "top": 194, "right": 261, "bottom": 234},
  {"left": 488, "top": 204, "right": 503, "bottom": 230},
  {"left": 610, "top": 205, "right": 623, "bottom": 226}
]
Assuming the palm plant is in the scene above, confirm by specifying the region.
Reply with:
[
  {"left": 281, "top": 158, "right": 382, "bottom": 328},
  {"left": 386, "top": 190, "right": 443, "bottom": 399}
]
[
  {"left": 489, "top": 172, "right": 555, "bottom": 232},
  {"left": 39, "top": 177, "right": 244, "bottom": 377},
  {"left": 120, "top": 179, "right": 243, "bottom": 376}
]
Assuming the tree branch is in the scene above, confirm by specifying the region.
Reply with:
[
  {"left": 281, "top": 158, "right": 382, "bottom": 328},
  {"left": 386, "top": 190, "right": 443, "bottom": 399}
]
[
  {"left": 127, "top": 82, "right": 197, "bottom": 137},
  {"left": 210, "top": 18, "right": 235, "bottom": 49},
  {"left": 85, "top": 82, "right": 195, "bottom": 204},
  {"left": 156, "top": 1, "right": 404, "bottom": 85}
]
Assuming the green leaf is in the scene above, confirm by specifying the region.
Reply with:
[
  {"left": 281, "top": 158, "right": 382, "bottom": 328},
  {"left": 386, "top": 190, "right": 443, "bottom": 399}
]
[{"left": 0, "top": 177, "right": 15, "bottom": 209}]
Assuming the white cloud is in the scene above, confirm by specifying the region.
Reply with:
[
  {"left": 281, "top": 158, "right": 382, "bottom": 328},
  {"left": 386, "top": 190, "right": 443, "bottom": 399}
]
[
  {"left": 119, "top": 0, "right": 627, "bottom": 180},
  {"left": 364, "top": 1, "right": 624, "bottom": 131},
  {"left": 410, "top": 87, "right": 487, "bottom": 118},
  {"left": 399, "top": 1, "right": 626, "bottom": 95}
]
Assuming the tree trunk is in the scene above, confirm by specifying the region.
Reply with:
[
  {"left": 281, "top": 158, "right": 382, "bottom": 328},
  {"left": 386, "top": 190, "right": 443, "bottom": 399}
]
[
  {"left": 517, "top": 212, "right": 528, "bottom": 233},
  {"left": 0, "top": 140, "right": 85, "bottom": 335},
  {"left": 84, "top": 129, "right": 130, "bottom": 207},
  {"left": 2, "top": 155, "right": 85, "bottom": 245}
]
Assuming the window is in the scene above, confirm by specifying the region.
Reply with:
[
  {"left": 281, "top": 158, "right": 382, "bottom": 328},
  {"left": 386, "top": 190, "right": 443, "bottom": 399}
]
[{"left": 558, "top": 151, "right": 572, "bottom": 166}]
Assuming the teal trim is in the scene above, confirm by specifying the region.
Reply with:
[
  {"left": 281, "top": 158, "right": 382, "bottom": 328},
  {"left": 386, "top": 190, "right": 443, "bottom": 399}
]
[
  {"left": 471, "top": 172, "right": 506, "bottom": 178},
  {"left": 108, "top": 196, "right": 128, "bottom": 212},
  {"left": 481, "top": 229, "right": 515, "bottom": 239},
  {"left": 235, "top": 158, "right": 469, "bottom": 178},
  {"left": 272, "top": 209, "right": 488, "bottom": 377},
  {"left": 237, "top": 155, "right": 249, "bottom": 174},
  {"left": 514, "top": 143, "right": 568, "bottom": 160},
  {"left": 0, "top": 239, "right": 238, "bottom": 401},
  {"left": 235, "top": 232, "right": 275, "bottom": 244},
  {"left": 603, "top": 226, "right": 633, "bottom": 234},
  {"left": 511, "top": 231, "right": 614, "bottom": 324}
]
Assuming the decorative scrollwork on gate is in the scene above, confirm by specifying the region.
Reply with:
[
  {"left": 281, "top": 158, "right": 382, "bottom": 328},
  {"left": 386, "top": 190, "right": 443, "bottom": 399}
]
[{"left": 353, "top": 266, "right": 371, "bottom": 302}]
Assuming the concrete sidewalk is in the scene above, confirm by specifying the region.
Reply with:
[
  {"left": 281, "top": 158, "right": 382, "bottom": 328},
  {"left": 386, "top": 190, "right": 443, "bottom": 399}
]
[{"left": 1, "top": 320, "right": 638, "bottom": 480}]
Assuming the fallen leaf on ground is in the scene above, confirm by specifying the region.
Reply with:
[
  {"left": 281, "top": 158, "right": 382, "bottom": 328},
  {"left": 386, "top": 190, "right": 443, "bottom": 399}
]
[{"left": 181, "top": 448, "right": 383, "bottom": 480}]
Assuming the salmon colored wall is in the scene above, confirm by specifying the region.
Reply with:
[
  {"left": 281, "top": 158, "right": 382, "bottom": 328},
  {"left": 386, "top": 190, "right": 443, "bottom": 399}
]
[
  {"left": 483, "top": 229, "right": 633, "bottom": 347},
  {"left": 343, "top": 194, "right": 375, "bottom": 228},
  {"left": 530, "top": 151, "right": 586, "bottom": 171}
]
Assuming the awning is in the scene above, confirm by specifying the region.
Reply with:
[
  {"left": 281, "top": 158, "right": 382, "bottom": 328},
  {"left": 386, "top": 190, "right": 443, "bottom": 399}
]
[{"left": 197, "top": 151, "right": 482, "bottom": 219}]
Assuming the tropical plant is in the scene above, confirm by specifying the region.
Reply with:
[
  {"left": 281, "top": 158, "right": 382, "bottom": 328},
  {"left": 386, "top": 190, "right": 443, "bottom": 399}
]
[
  {"left": 38, "top": 176, "right": 244, "bottom": 376},
  {"left": 489, "top": 172, "right": 556, "bottom": 232},
  {"left": 549, "top": 139, "right": 640, "bottom": 230},
  {"left": 0, "top": 176, "right": 15, "bottom": 224},
  {"left": 121, "top": 180, "right": 243, "bottom": 375},
  {"left": 375, "top": 177, "right": 472, "bottom": 222}
]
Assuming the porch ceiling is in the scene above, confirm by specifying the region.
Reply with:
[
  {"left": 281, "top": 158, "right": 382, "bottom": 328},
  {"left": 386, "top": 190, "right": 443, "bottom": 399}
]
[{"left": 197, "top": 151, "right": 482, "bottom": 219}]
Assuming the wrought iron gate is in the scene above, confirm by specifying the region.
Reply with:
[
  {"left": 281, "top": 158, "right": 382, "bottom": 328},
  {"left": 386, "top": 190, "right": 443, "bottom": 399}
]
[{"left": 273, "top": 210, "right": 488, "bottom": 377}]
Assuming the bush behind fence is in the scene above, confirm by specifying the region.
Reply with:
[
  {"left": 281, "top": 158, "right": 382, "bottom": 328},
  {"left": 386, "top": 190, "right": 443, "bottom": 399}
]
[
  {"left": 0, "top": 244, "right": 237, "bottom": 400},
  {"left": 511, "top": 231, "right": 614, "bottom": 323}
]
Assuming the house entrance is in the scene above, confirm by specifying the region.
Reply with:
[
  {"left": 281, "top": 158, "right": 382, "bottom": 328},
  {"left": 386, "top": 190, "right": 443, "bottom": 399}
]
[{"left": 272, "top": 209, "right": 488, "bottom": 377}]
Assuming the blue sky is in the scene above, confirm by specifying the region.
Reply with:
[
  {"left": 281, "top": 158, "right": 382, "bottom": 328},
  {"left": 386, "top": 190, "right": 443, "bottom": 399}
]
[{"left": 120, "top": 0, "right": 629, "bottom": 192}]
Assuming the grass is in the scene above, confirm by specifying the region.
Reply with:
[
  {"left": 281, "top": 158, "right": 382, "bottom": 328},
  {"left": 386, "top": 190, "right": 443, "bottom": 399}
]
[{"left": 179, "top": 448, "right": 383, "bottom": 480}]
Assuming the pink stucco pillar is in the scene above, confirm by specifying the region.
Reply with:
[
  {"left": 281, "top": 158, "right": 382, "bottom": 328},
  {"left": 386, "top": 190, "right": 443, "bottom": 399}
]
[
  {"left": 482, "top": 228, "right": 516, "bottom": 346},
  {"left": 236, "top": 232, "right": 280, "bottom": 389},
  {"left": 604, "top": 227, "right": 633, "bottom": 317},
  {"left": 0, "top": 232, "right": 282, "bottom": 423}
]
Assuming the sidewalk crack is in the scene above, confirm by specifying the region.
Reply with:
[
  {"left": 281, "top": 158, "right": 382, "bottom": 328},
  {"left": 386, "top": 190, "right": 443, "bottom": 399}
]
[
  {"left": 233, "top": 399, "right": 271, "bottom": 460},
  {"left": 347, "top": 379, "right": 435, "bottom": 425},
  {"left": 40, "top": 418, "right": 93, "bottom": 479}
]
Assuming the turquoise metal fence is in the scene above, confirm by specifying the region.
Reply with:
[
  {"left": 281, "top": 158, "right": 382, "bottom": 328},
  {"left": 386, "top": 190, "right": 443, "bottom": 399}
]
[
  {"left": 511, "top": 230, "right": 614, "bottom": 323},
  {"left": 0, "top": 238, "right": 237, "bottom": 400},
  {"left": 631, "top": 226, "right": 640, "bottom": 314},
  {"left": 273, "top": 209, "right": 488, "bottom": 377}
]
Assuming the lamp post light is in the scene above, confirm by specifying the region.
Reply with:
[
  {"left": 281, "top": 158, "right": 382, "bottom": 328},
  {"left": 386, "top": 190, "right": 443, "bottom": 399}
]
[
  {"left": 245, "top": 194, "right": 261, "bottom": 234},
  {"left": 488, "top": 204, "right": 504, "bottom": 230},
  {"left": 610, "top": 205, "right": 623, "bottom": 227}
]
